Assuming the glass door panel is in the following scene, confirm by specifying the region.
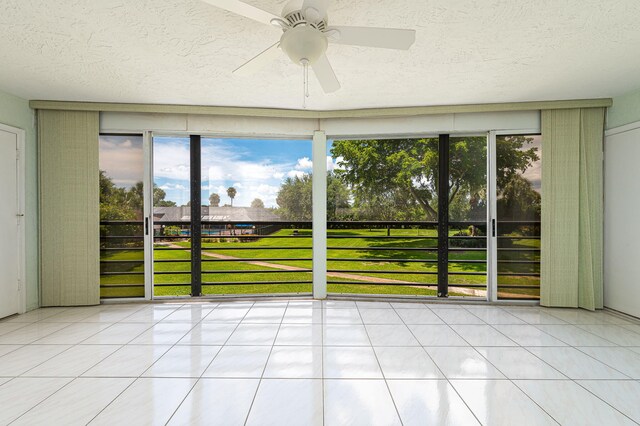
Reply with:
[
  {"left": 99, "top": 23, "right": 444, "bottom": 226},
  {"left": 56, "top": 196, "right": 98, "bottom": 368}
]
[
  {"left": 326, "top": 138, "right": 441, "bottom": 297},
  {"left": 495, "top": 134, "right": 542, "bottom": 299},
  {"left": 199, "top": 138, "right": 313, "bottom": 296},
  {"left": 448, "top": 136, "right": 488, "bottom": 298},
  {"left": 152, "top": 136, "right": 192, "bottom": 297},
  {"left": 99, "top": 134, "right": 145, "bottom": 299}
]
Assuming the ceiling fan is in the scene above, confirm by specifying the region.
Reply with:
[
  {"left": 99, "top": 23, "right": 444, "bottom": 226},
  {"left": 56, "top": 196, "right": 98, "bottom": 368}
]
[{"left": 201, "top": 0, "right": 416, "bottom": 93}]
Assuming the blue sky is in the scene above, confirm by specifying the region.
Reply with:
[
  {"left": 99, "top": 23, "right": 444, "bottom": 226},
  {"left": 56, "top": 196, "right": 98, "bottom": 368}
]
[{"left": 100, "top": 135, "right": 341, "bottom": 208}]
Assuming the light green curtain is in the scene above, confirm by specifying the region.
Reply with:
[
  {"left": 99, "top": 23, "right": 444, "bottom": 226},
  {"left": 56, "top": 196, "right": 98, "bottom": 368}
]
[
  {"left": 541, "top": 107, "right": 604, "bottom": 310},
  {"left": 38, "top": 110, "right": 100, "bottom": 306}
]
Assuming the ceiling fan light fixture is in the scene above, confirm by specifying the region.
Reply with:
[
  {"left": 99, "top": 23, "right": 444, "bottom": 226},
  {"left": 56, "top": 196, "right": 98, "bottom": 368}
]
[{"left": 279, "top": 25, "right": 327, "bottom": 65}]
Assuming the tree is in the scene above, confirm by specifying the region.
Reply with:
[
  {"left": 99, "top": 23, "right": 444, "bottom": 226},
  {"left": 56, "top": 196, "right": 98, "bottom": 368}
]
[
  {"left": 497, "top": 174, "right": 541, "bottom": 220},
  {"left": 154, "top": 186, "right": 176, "bottom": 207},
  {"left": 276, "top": 175, "right": 312, "bottom": 220},
  {"left": 209, "top": 193, "right": 220, "bottom": 207},
  {"left": 227, "top": 187, "right": 237, "bottom": 207},
  {"left": 251, "top": 198, "right": 265, "bottom": 208},
  {"left": 331, "top": 137, "right": 538, "bottom": 221},
  {"left": 276, "top": 173, "right": 350, "bottom": 221}
]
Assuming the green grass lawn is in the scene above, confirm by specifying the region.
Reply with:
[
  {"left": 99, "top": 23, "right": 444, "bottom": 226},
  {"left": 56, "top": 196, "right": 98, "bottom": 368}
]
[{"left": 100, "top": 228, "right": 539, "bottom": 299}]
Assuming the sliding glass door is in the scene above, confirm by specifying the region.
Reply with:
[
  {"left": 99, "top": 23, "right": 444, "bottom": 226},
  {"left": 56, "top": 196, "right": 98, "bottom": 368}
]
[
  {"left": 325, "top": 135, "right": 489, "bottom": 299},
  {"left": 150, "top": 135, "right": 313, "bottom": 298},
  {"left": 100, "top": 130, "right": 540, "bottom": 301},
  {"left": 493, "top": 133, "right": 542, "bottom": 299}
]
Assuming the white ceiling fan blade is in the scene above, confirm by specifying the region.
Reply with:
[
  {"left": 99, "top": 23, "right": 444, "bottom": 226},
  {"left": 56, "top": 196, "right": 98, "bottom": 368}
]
[
  {"left": 311, "top": 54, "right": 340, "bottom": 93},
  {"left": 201, "top": 0, "right": 281, "bottom": 26},
  {"left": 301, "top": 0, "right": 330, "bottom": 22},
  {"left": 328, "top": 26, "right": 416, "bottom": 50},
  {"left": 233, "top": 42, "right": 281, "bottom": 75}
]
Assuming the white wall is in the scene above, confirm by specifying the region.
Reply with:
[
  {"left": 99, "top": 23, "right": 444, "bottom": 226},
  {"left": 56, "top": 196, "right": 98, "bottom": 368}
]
[{"left": 604, "top": 121, "right": 640, "bottom": 318}]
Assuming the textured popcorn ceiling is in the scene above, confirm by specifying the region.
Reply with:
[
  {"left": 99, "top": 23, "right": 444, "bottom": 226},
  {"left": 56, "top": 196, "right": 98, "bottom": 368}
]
[{"left": 1, "top": 0, "right": 639, "bottom": 110}]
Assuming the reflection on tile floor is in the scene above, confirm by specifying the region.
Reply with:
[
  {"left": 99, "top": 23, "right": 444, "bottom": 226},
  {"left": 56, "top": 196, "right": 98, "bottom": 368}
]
[{"left": 1, "top": 300, "right": 640, "bottom": 425}]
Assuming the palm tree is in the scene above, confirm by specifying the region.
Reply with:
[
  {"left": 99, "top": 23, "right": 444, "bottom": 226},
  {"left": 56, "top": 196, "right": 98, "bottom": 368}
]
[{"left": 227, "top": 187, "right": 237, "bottom": 207}]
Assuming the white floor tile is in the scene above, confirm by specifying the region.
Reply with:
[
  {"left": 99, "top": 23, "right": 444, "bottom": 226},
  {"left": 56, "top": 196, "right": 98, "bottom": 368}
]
[
  {"left": 121, "top": 306, "right": 178, "bottom": 322},
  {"left": 242, "top": 307, "right": 286, "bottom": 323},
  {"left": 516, "top": 379, "right": 636, "bottom": 426},
  {"left": 246, "top": 379, "right": 323, "bottom": 426},
  {"left": 365, "top": 324, "right": 420, "bottom": 346},
  {"left": 129, "top": 322, "right": 195, "bottom": 345},
  {"left": 0, "top": 322, "right": 71, "bottom": 344},
  {"left": 0, "top": 345, "right": 71, "bottom": 376},
  {"left": 226, "top": 323, "right": 279, "bottom": 346},
  {"left": 449, "top": 324, "right": 517, "bottom": 346},
  {"left": 534, "top": 324, "right": 617, "bottom": 346},
  {"left": 90, "top": 378, "right": 196, "bottom": 426},
  {"left": 424, "top": 347, "right": 505, "bottom": 379},
  {"left": 577, "top": 324, "right": 640, "bottom": 346},
  {"left": 0, "top": 377, "right": 72, "bottom": 424},
  {"left": 81, "top": 322, "right": 152, "bottom": 344},
  {"left": 575, "top": 346, "right": 640, "bottom": 379},
  {"left": 24, "top": 344, "right": 120, "bottom": 377},
  {"left": 324, "top": 379, "right": 401, "bottom": 426},
  {"left": 82, "top": 345, "right": 171, "bottom": 377},
  {"left": 263, "top": 346, "right": 323, "bottom": 378},
  {"left": 178, "top": 323, "right": 237, "bottom": 345},
  {"left": 0, "top": 344, "right": 22, "bottom": 357},
  {"left": 408, "top": 324, "right": 469, "bottom": 346},
  {"left": 323, "top": 308, "right": 362, "bottom": 324},
  {"left": 203, "top": 307, "right": 250, "bottom": 322},
  {"left": 387, "top": 379, "right": 479, "bottom": 426},
  {"left": 323, "top": 346, "right": 383, "bottom": 378},
  {"left": 452, "top": 380, "right": 556, "bottom": 425},
  {"left": 504, "top": 308, "right": 567, "bottom": 325},
  {"left": 142, "top": 345, "right": 221, "bottom": 377},
  {"left": 430, "top": 308, "right": 485, "bottom": 324},
  {"left": 358, "top": 308, "right": 403, "bottom": 324},
  {"left": 578, "top": 380, "right": 640, "bottom": 423},
  {"left": 82, "top": 308, "right": 144, "bottom": 323},
  {"left": 0, "top": 322, "right": 30, "bottom": 336},
  {"left": 374, "top": 346, "right": 444, "bottom": 379},
  {"left": 162, "top": 306, "right": 216, "bottom": 322},
  {"left": 323, "top": 324, "right": 370, "bottom": 346},
  {"left": 475, "top": 347, "right": 566, "bottom": 379},
  {"left": 168, "top": 378, "right": 259, "bottom": 426},
  {"left": 395, "top": 308, "right": 444, "bottom": 324},
  {"left": 34, "top": 322, "right": 114, "bottom": 344},
  {"left": 492, "top": 324, "right": 567, "bottom": 346},
  {"left": 462, "top": 307, "right": 526, "bottom": 324},
  {"left": 322, "top": 300, "right": 357, "bottom": 309},
  {"left": 356, "top": 301, "right": 392, "bottom": 309},
  {"left": 282, "top": 307, "right": 323, "bottom": 323},
  {"left": 13, "top": 377, "right": 133, "bottom": 425},
  {"left": 0, "top": 308, "right": 69, "bottom": 323},
  {"left": 202, "top": 346, "right": 271, "bottom": 378},
  {"left": 525, "top": 347, "right": 630, "bottom": 379},
  {"left": 275, "top": 324, "right": 323, "bottom": 346}
]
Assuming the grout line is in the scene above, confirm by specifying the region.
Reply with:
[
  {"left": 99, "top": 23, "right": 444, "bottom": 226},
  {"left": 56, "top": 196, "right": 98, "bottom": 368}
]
[
  {"left": 165, "top": 301, "right": 256, "bottom": 425},
  {"left": 392, "top": 304, "right": 483, "bottom": 425},
  {"left": 354, "top": 302, "right": 404, "bottom": 425},
  {"left": 242, "top": 301, "right": 288, "bottom": 426}
]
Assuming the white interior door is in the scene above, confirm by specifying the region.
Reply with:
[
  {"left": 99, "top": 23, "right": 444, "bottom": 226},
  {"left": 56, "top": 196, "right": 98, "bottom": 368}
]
[{"left": 0, "top": 128, "right": 21, "bottom": 318}]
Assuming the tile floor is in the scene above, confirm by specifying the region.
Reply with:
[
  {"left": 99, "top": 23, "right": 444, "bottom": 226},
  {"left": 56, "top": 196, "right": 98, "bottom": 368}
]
[{"left": 1, "top": 300, "right": 640, "bottom": 425}]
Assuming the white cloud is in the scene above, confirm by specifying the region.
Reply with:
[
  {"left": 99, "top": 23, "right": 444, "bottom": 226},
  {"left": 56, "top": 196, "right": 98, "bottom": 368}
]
[
  {"left": 273, "top": 172, "right": 284, "bottom": 179},
  {"left": 99, "top": 136, "right": 143, "bottom": 188},
  {"left": 294, "top": 157, "right": 313, "bottom": 170},
  {"left": 287, "top": 170, "right": 307, "bottom": 179},
  {"left": 327, "top": 155, "right": 344, "bottom": 172}
]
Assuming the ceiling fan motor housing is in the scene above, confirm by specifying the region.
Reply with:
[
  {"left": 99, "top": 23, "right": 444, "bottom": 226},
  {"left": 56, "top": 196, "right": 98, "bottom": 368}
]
[{"left": 280, "top": 25, "right": 328, "bottom": 65}]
